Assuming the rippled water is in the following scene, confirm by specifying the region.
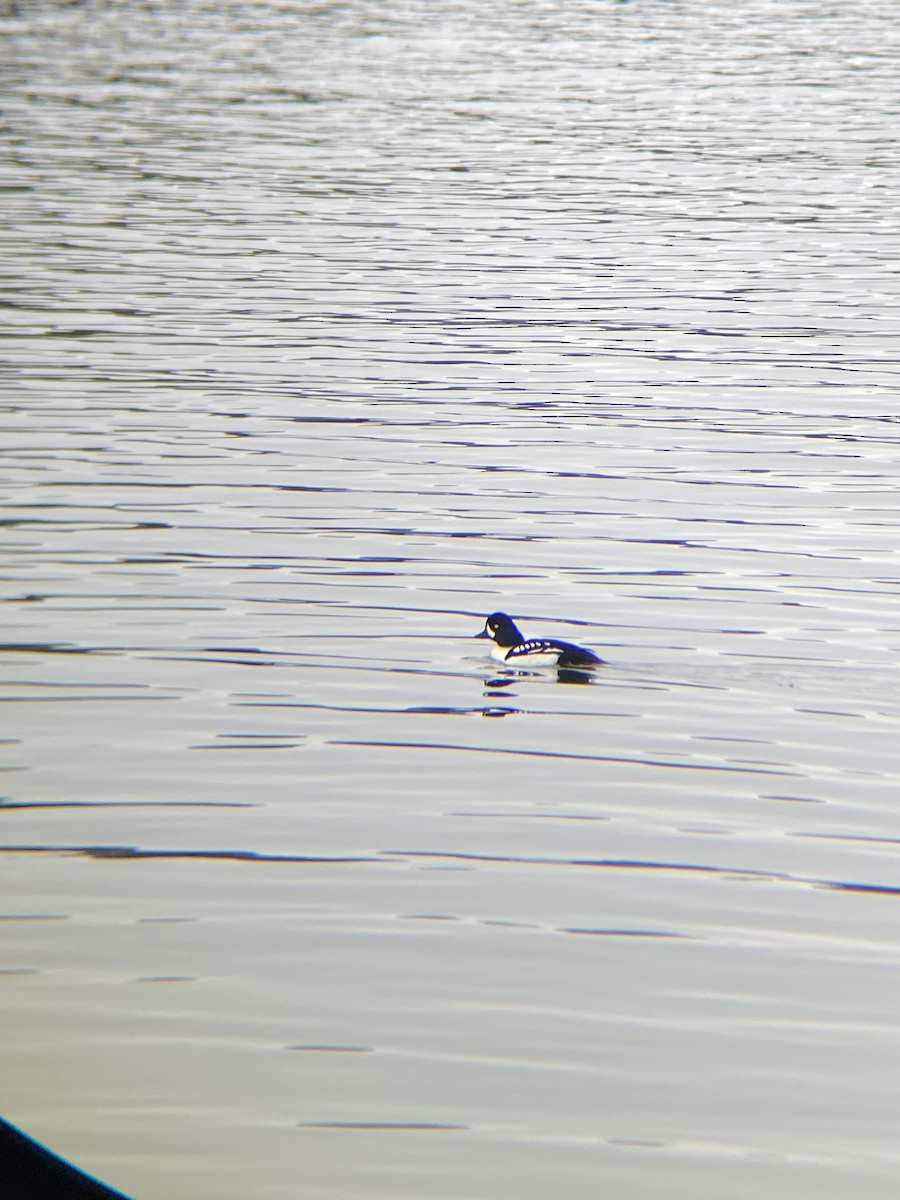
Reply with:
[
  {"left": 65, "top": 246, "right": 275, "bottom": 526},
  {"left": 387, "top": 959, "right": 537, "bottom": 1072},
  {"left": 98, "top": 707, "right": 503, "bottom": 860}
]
[{"left": 3, "top": 1, "right": 900, "bottom": 1197}]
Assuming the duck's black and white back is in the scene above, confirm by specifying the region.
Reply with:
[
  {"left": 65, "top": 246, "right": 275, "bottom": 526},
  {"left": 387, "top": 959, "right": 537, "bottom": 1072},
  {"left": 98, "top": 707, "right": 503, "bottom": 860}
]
[{"left": 475, "top": 612, "right": 604, "bottom": 668}]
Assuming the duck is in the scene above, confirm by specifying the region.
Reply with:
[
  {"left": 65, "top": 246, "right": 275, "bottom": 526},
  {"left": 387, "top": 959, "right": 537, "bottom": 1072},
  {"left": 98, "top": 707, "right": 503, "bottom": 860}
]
[{"left": 475, "top": 612, "right": 604, "bottom": 668}]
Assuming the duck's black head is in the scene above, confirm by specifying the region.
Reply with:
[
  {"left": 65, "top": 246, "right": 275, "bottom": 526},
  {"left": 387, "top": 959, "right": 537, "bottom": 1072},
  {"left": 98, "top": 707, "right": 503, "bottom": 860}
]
[{"left": 474, "top": 612, "right": 524, "bottom": 648}]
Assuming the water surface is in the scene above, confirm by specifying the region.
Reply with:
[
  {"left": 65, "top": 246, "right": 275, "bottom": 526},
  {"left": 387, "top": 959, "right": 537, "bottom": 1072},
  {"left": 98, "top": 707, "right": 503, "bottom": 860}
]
[{"left": 3, "top": 1, "right": 900, "bottom": 1197}]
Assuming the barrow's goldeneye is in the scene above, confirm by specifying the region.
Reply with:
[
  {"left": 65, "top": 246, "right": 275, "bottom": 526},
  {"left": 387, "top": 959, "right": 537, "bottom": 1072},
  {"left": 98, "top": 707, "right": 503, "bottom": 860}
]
[{"left": 475, "top": 612, "right": 604, "bottom": 668}]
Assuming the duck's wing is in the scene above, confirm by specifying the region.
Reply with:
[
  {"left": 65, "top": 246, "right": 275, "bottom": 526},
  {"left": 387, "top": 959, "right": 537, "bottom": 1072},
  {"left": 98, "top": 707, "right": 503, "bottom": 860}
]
[
  {"left": 554, "top": 641, "right": 604, "bottom": 667},
  {"left": 504, "top": 638, "right": 561, "bottom": 661},
  {"left": 504, "top": 637, "right": 603, "bottom": 667}
]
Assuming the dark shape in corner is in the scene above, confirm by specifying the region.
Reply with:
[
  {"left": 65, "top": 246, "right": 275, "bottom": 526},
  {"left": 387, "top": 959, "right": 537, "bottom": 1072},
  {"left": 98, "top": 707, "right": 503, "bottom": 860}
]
[{"left": 0, "top": 1115, "right": 134, "bottom": 1200}]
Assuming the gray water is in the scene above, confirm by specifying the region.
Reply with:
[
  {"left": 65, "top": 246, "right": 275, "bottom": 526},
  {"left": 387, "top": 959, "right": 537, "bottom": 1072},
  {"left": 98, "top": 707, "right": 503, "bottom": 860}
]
[{"left": 3, "top": 1, "right": 900, "bottom": 1197}]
